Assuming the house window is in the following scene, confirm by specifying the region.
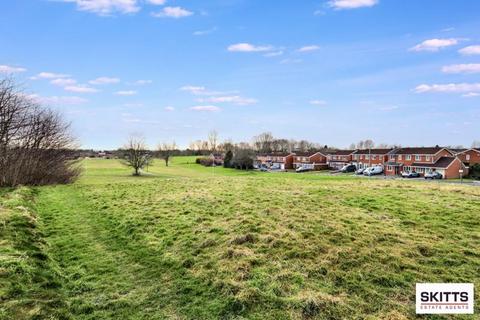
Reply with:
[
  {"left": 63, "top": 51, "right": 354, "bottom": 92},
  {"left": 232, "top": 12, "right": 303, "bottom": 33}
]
[
  {"left": 426, "top": 156, "right": 431, "bottom": 161},
  {"left": 387, "top": 166, "right": 392, "bottom": 171},
  {"left": 372, "top": 155, "right": 377, "bottom": 160},
  {"left": 415, "top": 155, "right": 421, "bottom": 161},
  {"left": 390, "top": 156, "right": 395, "bottom": 161},
  {"left": 398, "top": 155, "right": 402, "bottom": 160},
  {"left": 466, "top": 154, "right": 471, "bottom": 161},
  {"left": 406, "top": 155, "right": 411, "bottom": 161}
]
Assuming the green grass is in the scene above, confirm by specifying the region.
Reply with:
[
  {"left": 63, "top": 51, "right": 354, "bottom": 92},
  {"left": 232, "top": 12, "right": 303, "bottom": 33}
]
[{"left": 1, "top": 157, "right": 479, "bottom": 319}]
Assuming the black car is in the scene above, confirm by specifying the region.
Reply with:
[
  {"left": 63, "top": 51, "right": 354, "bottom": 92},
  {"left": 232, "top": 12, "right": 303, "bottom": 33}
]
[{"left": 340, "top": 164, "right": 357, "bottom": 173}]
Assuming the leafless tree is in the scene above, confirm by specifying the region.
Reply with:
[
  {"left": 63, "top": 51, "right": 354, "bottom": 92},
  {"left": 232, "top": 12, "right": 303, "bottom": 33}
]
[
  {"left": 253, "top": 132, "right": 274, "bottom": 153},
  {"left": 121, "top": 135, "right": 151, "bottom": 176},
  {"left": 472, "top": 140, "right": 480, "bottom": 148},
  {"left": 0, "top": 78, "right": 80, "bottom": 187},
  {"left": 208, "top": 130, "right": 219, "bottom": 152},
  {"left": 158, "top": 141, "right": 177, "bottom": 166}
]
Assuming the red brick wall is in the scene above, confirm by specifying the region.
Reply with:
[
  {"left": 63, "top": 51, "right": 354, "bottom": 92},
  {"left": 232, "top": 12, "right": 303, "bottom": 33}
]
[
  {"left": 444, "top": 159, "right": 467, "bottom": 179},
  {"left": 458, "top": 150, "right": 480, "bottom": 166}
]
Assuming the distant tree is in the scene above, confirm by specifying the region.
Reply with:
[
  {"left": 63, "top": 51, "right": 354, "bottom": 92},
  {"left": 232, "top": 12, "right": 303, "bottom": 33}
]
[
  {"left": 208, "top": 130, "right": 219, "bottom": 152},
  {"left": 472, "top": 140, "right": 480, "bottom": 148},
  {"left": 122, "top": 135, "right": 150, "bottom": 176},
  {"left": 224, "top": 150, "right": 233, "bottom": 168},
  {"left": 232, "top": 148, "right": 254, "bottom": 170},
  {"left": 253, "top": 132, "right": 274, "bottom": 153},
  {"left": 349, "top": 143, "right": 356, "bottom": 150},
  {"left": 158, "top": 141, "right": 176, "bottom": 167}
]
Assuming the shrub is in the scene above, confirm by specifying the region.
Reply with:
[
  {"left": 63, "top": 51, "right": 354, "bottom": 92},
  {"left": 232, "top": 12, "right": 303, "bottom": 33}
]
[{"left": 469, "top": 163, "right": 480, "bottom": 180}]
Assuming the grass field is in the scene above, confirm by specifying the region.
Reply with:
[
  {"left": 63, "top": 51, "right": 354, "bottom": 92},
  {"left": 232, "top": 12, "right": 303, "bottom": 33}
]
[{"left": 1, "top": 157, "right": 479, "bottom": 319}]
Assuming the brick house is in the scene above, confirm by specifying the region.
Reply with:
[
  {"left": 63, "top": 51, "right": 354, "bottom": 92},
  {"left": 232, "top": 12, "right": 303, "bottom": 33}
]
[
  {"left": 293, "top": 150, "right": 330, "bottom": 170},
  {"left": 453, "top": 148, "right": 480, "bottom": 167},
  {"left": 351, "top": 149, "right": 392, "bottom": 169},
  {"left": 327, "top": 150, "right": 356, "bottom": 169},
  {"left": 255, "top": 152, "right": 295, "bottom": 170},
  {"left": 385, "top": 147, "right": 467, "bottom": 178}
]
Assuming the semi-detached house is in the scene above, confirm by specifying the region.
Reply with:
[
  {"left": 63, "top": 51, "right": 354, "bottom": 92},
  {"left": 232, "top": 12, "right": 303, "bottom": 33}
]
[{"left": 385, "top": 147, "right": 468, "bottom": 179}]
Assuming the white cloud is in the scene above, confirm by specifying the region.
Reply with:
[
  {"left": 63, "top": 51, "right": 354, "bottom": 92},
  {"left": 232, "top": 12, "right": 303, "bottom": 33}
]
[
  {"left": 89, "top": 77, "right": 120, "bottom": 85},
  {"left": 132, "top": 79, "right": 152, "bottom": 85},
  {"left": 409, "top": 38, "right": 459, "bottom": 52},
  {"left": 314, "top": 10, "right": 325, "bottom": 16},
  {"left": 50, "top": 78, "right": 77, "bottom": 86},
  {"left": 60, "top": 0, "right": 140, "bottom": 15},
  {"left": 228, "top": 43, "right": 274, "bottom": 52},
  {"left": 198, "top": 95, "right": 258, "bottom": 106},
  {"left": 181, "top": 85, "right": 207, "bottom": 95},
  {"left": 462, "top": 92, "right": 479, "bottom": 98},
  {"left": 297, "top": 45, "right": 320, "bottom": 52},
  {"left": 459, "top": 45, "right": 480, "bottom": 55},
  {"left": 165, "top": 106, "right": 175, "bottom": 111},
  {"left": 310, "top": 100, "right": 327, "bottom": 106},
  {"left": 414, "top": 83, "right": 480, "bottom": 93},
  {"left": 442, "top": 64, "right": 480, "bottom": 74},
  {"left": 328, "top": 0, "right": 378, "bottom": 10},
  {"left": 64, "top": 85, "right": 99, "bottom": 93},
  {"left": 193, "top": 27, "right": 217, "bottom": 36},
  {"left": 0, "top": 65, "right": 27, "bottom": 73},
  {"left": 115, "top": 90, "right": 137, "bottom": 96},
  {"left": 31, "top": 72, "right": 69, "bottom": 79},
  {"left": 180, "top": 85, "right": 229, "bottom": 96},
  {"left": 264, "top": 51, "right": 284, "bottom": 57},
  {"left": 151, "top": 6, "right": 193, "bottom": 18},
  {"left": 28, "top": 94, "right": 88, "bottom": 105},
  {"left": 146, "top": 0, "right": 166, "bottom": 5},
  {"left": 190, "top": 105, "right": 221, "bottom": 112}
]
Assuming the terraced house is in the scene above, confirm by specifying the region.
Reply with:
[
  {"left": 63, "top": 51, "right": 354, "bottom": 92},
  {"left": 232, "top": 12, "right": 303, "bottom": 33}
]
[
  {"left": 453, "top": 148, "right": 480, "bottom": 167},
  {"left": 255, "top": 152, "right": 294, "bottom": 170},
  {"left": 327, "top": 150, "right": 356, "bottom": 170},
  {"left": 385, "top": 147, "right": 468, "bottom": 179},
  {"left": 351, "top": 149, "right": 392, "bottom": 169},
  {"left": 292, "top": 150, "right": 330, "bottom": 171}
]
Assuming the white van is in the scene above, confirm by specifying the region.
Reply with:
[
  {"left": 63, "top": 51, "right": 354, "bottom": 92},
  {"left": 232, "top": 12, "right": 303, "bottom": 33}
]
[{"left": 363, "top": 166, "right": 383, "bottom": 176}]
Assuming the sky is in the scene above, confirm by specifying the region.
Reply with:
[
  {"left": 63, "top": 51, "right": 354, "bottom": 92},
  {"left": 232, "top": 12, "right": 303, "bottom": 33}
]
[{"left": 1, "top": 0, "right": 480, "bottom": 149}]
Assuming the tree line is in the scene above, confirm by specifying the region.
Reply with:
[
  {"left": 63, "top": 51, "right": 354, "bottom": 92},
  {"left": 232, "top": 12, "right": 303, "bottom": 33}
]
[{"left": 0, "top": 78, "right": 79, "bottom": 187}]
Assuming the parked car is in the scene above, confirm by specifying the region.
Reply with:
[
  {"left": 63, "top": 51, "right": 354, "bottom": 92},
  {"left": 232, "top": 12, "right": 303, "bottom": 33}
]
[
  {"left": 363, "top": 166, "right": 383, "bottom": 176},
  {"left": 340, "top": 164, "right": 357, "bottom": 173},
  {"left": 259, "top": 167, "right": 268, "bottom": 172},
  {"left": 401, "top": 171, "right": 420, "bottom": 178},
  {"left": 424, "top": 171, "right": 443, "bottom": 179},
  {"left": 296, "top": 166, "right": 311, "bottom": 173},
  {"left": 356, "top": 168, "right": 366, "bottom": 175}
]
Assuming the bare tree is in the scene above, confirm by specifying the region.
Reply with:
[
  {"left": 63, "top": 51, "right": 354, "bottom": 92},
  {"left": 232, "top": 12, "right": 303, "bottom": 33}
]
[
  {"left": 158, "top": 141, "right": 177, "bottom": 166},
  {"left": 0, "top": 78, "right": 80, "bottom": 187},
  {"left": 208, "top": 130, "right": 219, "bottom": 152},
  {"left": 121, "top": 135, "right": 151, "bottom": 176},
  {"left": 472, "top": 140, "right": 480, "bottom": 148},
  {"left": 253, "top": 132, "right": 274, "bottom": 153}
]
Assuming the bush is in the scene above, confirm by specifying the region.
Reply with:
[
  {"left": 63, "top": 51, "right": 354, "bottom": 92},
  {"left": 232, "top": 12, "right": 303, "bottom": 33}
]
[
  {"left": 224, "top": 150, "right": 233, "bottom": 168},
  {"left": 469, "top": 163, "right": 480, "bottom": 180},
  {"left": 196, "top": 157, "right": 222, "bottom": 167}
]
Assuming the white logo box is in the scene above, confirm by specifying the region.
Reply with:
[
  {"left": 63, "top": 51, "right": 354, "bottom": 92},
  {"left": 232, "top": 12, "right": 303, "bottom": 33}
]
[{"left": 416, "top": 283, "right": 474, "bottom": 314}]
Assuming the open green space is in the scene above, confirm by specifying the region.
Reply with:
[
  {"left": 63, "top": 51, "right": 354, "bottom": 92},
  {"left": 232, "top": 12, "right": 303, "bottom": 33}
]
[{"left": 1, "top": 157, "right": 479, "bottom": 319}]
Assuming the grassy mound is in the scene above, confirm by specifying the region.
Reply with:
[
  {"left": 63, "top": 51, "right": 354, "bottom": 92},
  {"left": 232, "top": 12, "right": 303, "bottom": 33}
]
[{"left": 0, "top": 187, "right": 68, "bottom": 320}]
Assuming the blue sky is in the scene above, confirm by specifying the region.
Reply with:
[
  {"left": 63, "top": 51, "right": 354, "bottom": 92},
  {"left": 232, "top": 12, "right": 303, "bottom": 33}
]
[{"left": 1, "top": 0, "right": 480, "bottom": 149}]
